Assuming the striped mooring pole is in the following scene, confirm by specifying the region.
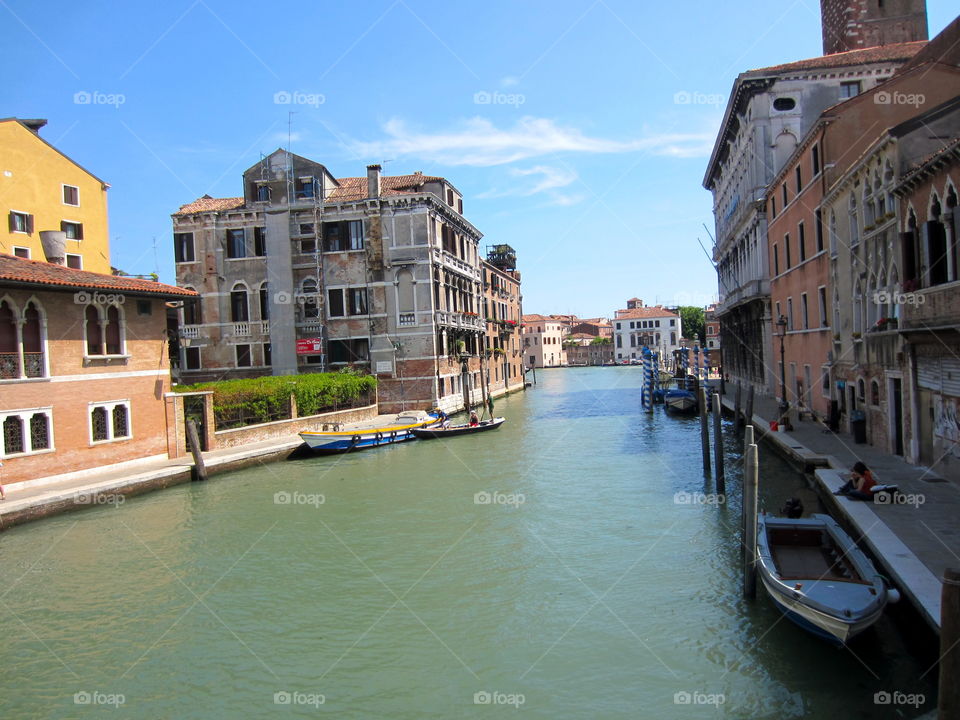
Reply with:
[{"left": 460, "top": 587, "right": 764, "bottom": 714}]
[{"left": 641, "top": 346, "right": 653, "bottom": 413}]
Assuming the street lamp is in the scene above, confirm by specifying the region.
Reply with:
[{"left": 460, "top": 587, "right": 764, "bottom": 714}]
[{"left": 776, "top": 314, "right": 789, "bottom": 427}]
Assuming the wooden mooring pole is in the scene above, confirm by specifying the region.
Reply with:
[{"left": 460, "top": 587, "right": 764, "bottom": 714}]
[
  {"left": 186, "top": 419, "right": 207, "bottom": 482},
  {"left": 745, "top": 385, "right": 755, "bottom": 429},
  {"left": 699, "top": 387, "right": 710, "bottom": 474},
  {"left": 713, "top": 393, "right": 725, "bottom": 493},
  {"left": 734, "top": 382, "right": 743, "bottom": 430},
  {"left": 743, "top": 442, "right": 758, "bottom": 599},
  {"left": 940, "top": 567, "right": 960, "bottom": 719}
]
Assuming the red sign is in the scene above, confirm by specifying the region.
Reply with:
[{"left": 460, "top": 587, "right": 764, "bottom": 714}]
[{"left": 296, "top": 338, "right": 324, "bottom": 355}]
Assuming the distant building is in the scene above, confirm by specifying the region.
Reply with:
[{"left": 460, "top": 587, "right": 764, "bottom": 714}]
[
  {"left": 704, "top": 305, "right": 720, "bottom": 352},
  {"left": 612, "top": 301, "right": 681, "bottom": 362},
  {"left": 1, "top": 118, "right": 112, "bottom": 274},
  {"left": 820, "top": 0, "right": 927, "bottom": 55},
  {"left": 482, "top": 244, "right": 524, "bottom": 396},
  {"left": 0, "top": 253, "right": 195, "bottom": 485},
  {"left": 570, "top": 318, "right": 613, "bottom": 339},
  {"left": 522, "top": 314, "right": 566, "bottom": 368},
  {"left": 565, "top": 333, "right": 614, "bottom": 366}
]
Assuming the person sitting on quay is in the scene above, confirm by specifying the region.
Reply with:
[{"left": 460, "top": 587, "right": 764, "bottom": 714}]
[{"left": 834, "top": 461, "right": 876, "bottom": 500}]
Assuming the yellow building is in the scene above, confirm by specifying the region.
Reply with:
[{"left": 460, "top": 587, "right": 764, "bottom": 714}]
[{"left": 0, "top": 118, "right": 111, "bottom": 273}]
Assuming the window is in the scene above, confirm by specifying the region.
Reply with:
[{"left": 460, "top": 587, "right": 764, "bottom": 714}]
[
  {"left": 787, "top": 298, "right": 794, "bottom": 330},
  {"left": 2, "top": 408, "right": 53, "bottom": 457},
  {"left": 785, "top": 233, "right": 791, "bottom": 269},
  {"left": 230, "top": 286, "right": 249, "bottom": 322},
  {"left": 301, "top": 279, "right": 319, "bottom": 319},
  {"left": 183, "top": 290, "right": 201, "bottom": 325},
  {"left": 236, "top": 344, "right": 251, "bottom": 367},
  {"left": 348, "top": 288, "right": 367, "bottom": 315},
  {"left": 263, "top": 343, "right": 272, "bottom": 366},
  {"left": 174, "top": 232, "right": 195, "bottom": 263},
  {"left": 812, "top": 145, "right": 820, "bottom": 176},
  {"left": 815, "top": 209, "right": 823, "bottom": 252},
  {"left": 253, "top": 227, "right": 266, "bottom": 257},
  {"left": 63, "top": 185, "right": 79, "bottom": 206},
  {"left": 61, "top": 221, "right": 83, "bottom": 240},
  {"left": 328, "top": 338, "right": 369, "bottom": 363},
  {"left": 348, "top": 220, "right": 364, "bottom": 250},
  {"left": 328, "top": 289, "right": 345, "bottom": 317},
  {"left": 184, "top": 346, "right": 201, "bottom": 370},
  {"left": 770, "top": 197, "right": 776, "bottom": 217},
  {"left": 300, "top": 238, "right": 316, "bottom": 254},
  {"left": 839, "top": 81, "right": 861, "bottom": 99},
  {"left": 136, "top": 300, "right": 151, "bottom": 316},
  {"left": 296, "top": 177, "right": 315, "bottom": 199},
  {"left": 13, "top": 246, "right": 29, "bottom": 259},
  {"left": 781, "top": 184, "right": 787, "bottom": 207},
  {"left": 871, "top": 380, "right": 880, "bottom": 406},
  {"left": 818, "top": 286, "right": 827, "bottom": 327},
  {"left": 9, "top": 211, "right": 33, "bottom": 234},
  {"left": 90, "top": 401, "right": 130, "bottom": 443},
  {"left": 773, "top": 243, "right": 780, "bottom": 275},
  {"left": 83, "top": 303, "right": 123, "bottom": 357},
  {"left": 105, "top": 305, "right": 122, "bottom": 354},
  {"left": 801, "top": 293, "right": 809, "bottom": 329},
  {"left": 259, "top": 283, "right": 269, "bottom": 321},
  {"left": 821, "top": 366, "right": 831, "bottom": 396},
  {"left": 795, "top": 166, "right": 802, "bottom": 193},
  {"left": 255, "top": 184, "right": 270, "bottom": 202},
  {"left": 798, "top": 222, "right": 806, "bottom": 262},
  {"left": 66, "top": 253, "right": 82, "bottom": 269},
  {"left": 773, "top": 97, "right": 796, "bottom": 111},
  {"left": 85, "top": 304, "right": 102, "bottom": 355},
  {"left": 226, "top": 229, "right": 246, "bottom": 259}
]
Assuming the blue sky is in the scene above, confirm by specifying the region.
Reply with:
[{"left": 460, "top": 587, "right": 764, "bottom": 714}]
[{"left": 4, "top": 0, "right": 955, "bottom": 318}]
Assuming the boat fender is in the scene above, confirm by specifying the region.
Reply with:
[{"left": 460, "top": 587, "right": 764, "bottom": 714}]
[
  {"left": 886, "top": 588, "right": 901, "bottom": 604},
  {"left": 350, "top": 435, "right": 361, "bottom": 448},
  {"left": 375, "top": 432, "right": 383, "bottom": 444},
  {"left": 390, "top": 431, "right": 397, "bottom": 441}
]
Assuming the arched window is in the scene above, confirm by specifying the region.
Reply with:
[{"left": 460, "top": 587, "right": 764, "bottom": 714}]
[
  {"left": 22, "top": 301, "right": 44, "bottom": 377},
  {"left": 230, "top": 284, "right": 249, "bottom": 322},
  {"left": 105, "top": 305, "right": 122, "bottom": 355},
  {"left": 259, "top": 283, "right": 269, "bottom": 321},
  {"left": 853, "top": 281, "right": 863, "bottom": 335},
  {"left": 829, "top": 211, "right": 838, "bottom": 255},
  {"left": 91, "top": 406, "right": 109, "bottom": 442},
  {"left": 857, "top": 378, "right": 866, "bottom": 403},
  {"left": 112, "top": 404, "right": 129, "bottom": 438},
  {"left": 849, "top": 193, "right": 860, "bottom": 245},
  {"left": 182, "top": 287, "right": 201, "bottom": 325},
  {"left": 85, "top": 304, "right": 102, "bottom": 355},
  {"left": 0, "top": 299, "right": 18, "bottom": 379},
  {"left": 866, "top": 274, "right": 879, "bottom": 328},
  {"left": 871, "top": 380, "right": 880, "bottom": 406}
]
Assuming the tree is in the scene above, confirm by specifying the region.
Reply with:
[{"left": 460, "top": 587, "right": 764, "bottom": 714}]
[
  {"left": 678, "top": 306, "right": 706, "bottom": 344},
  {"left": 590, "top": 336, "right": 612, "bottom": 345}
]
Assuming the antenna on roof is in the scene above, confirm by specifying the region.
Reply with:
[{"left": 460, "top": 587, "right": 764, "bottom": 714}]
[{"left": 287, "top": 111, "right": 298, "bottom": 154}]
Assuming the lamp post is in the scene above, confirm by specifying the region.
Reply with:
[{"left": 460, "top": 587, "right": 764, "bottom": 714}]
[{"left": 776, "top": 314, "right": 789, "bottom": 427}]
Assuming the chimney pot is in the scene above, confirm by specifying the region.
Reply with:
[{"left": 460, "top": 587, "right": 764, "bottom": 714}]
[{"left": 367, "top": 164, "right": 381, "bottom": 198}]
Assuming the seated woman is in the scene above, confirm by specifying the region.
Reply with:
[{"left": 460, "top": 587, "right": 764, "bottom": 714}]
[
  {"left": 469, "top": 410, "right": 479, "bottom": 427},
  {"left": 834, "top": 461, "right": 876, "bottom": 500}
]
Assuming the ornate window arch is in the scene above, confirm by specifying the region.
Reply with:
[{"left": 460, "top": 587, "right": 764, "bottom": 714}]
[{"left": 230, "top": 282, "right": 249, "bottom": 323}]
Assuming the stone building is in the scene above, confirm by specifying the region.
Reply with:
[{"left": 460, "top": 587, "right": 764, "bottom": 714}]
[
  {"left": 704, "top": 16, "right": 925, "bottom": 399},
  {"left": 172, "top": 150, "right": 494, "bottom": 414},
  {"left": 522, "top": 314, "right": 566, "bottom": 368},
  {"left": 820, "top": 0, "right": 927, "bottom": 55},
  {"left": 482, "top": 244, "right": 524, "bottom": 397},
  {"left": 612, "top": 301, "right": 681, "bottom": 363}
]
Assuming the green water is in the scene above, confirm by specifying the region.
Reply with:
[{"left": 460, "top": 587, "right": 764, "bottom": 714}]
[{"left": 0, "top": 368, "right": 934, "bottom": 718}]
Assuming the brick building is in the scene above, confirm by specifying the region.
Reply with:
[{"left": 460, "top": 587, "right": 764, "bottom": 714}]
[
  {"left": 820, "top": 0, "right": 927, "bottom": 55},
  {"left": 482, "top": 244, "right": 524, "bottom": 397}
]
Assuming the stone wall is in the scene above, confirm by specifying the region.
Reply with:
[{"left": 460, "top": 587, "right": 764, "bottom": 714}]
[{"left": 212, "top": 403, "right": 378, "bottom": 448}]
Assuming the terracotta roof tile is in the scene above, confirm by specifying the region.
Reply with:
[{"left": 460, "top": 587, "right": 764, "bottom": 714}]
[
  {"left": 0, "top": 254, "right": 196, "bottom": 298},
  {"left": 747, "top": 41, "right": 925, "bottom": 75},
  {"left": 175, "top": 195, "right": 245, "bottom": 215},
  {"left": 329, "top": 172, "right": 445, "bottom": 202},
  {"left": 615, "top": 306, "right": 678, "bottom": 319}
]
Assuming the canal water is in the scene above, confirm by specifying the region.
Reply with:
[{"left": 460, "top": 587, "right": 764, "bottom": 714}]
[{"left": 1, "top": 368, "right": 934, "bottom": 718}]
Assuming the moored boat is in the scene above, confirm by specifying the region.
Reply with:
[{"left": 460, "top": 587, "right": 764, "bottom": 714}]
[
  {"left": 756, "top": 513, "right": 897, "bottom": 645},
  {"left": 299, "top": 411, "right": 439, "bottom": 453},
  {"left": 664, "top": 389, "right": 697, "bottom": 413},
  {"left": 411, "top": 416, "right": 506, "bottom": 439}
]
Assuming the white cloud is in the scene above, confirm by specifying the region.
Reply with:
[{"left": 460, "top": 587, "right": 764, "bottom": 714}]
[
  {"left": 500, "top": 75, "right": 520, "bottom": 87},
  {"left": 479, "top": 164, "right": 578, "bottom": 200},
  {"left": 352, "top": 116, "right": 714, "bottom": 167}
]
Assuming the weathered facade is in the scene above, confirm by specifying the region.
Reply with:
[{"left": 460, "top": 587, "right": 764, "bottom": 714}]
[
  {"left": 820, "top": 0, "right": 927, "bottom": 55},
  {"left": 482, "top": 245, "right": 524, "bottom": 397},
  {"left": 172, "top": 151, "right": 498, "bottom": 414},
  {"left": 521, "top": 314, "right": 566, "bottom": 368}
]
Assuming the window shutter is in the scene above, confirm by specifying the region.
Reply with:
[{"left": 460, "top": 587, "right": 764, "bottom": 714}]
[
  {"left": 8, "top": 211, "right": 15, "bottom": 232},
  {"left": 26, "top": 214, "right": 34, "bottom": 234},
  {"left": 60, "top": 220, "right": 67, "bottom": 233}
]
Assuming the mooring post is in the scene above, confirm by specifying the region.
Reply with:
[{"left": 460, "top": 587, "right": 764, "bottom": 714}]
[
  {"left": 745, "top": 385, "right": 755, "bottom": 430},
  {"left": 734, "top": 382, "right": 743, "bottom": 430},
  {"left": 186, "top": 419, "right": 207, "bottom": 482},
  {"left": 713, "top": 393, "right": 725, "bottom": 493},
  {"left": 744, "top": 424, "right": 754, "bottom": 453},
  {"left": 743, "top": 442, "right": 758, "bottom": 599},
  {"left": 940, "top": 567, "right": 960, "bottom": 719},
  {"left": 742, "top": 424, "right": 755, "bottom": 569},
  {"left": 699, "top": 387, "right": 710, "bottom": 474}
]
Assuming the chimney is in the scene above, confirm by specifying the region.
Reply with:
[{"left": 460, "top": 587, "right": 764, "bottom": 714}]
[
  {"left": 39, "top": 230, "right": 67, "bottom": 265},
  {"left": 367, "top": 164, "right": 381, "bottom": 198}
]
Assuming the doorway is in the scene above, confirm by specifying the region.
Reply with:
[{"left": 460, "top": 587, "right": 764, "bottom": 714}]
[{"left": 889, "top": 377, "right": 904, "bottom": 455}]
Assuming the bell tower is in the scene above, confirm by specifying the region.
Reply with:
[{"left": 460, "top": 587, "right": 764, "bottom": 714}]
[{"left": 820, "top": 0, "right": 928, "bottom": 55}]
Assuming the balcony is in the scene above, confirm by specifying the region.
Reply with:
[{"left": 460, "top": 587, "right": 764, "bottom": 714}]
[
  {"left": 715, "top": 278, "right": 770, "bottom": 315},
  {"left": 435, "top": 311, "right": 484, "bottom": 331},
  {"left": 0, "top": 352, "right": 45, "bottom": 379},
  {"left": 258, "top": 321, "right": 270, "bottom": 334},
  {"left": 180, "top": 325, "right": 201, "bottom": 339},
  {"left": 232, "top": 322, "right": 251, "bottom": 337},
  {"left": 432, "top": 248, "right": 480, "bottom": 279},
  {"left": 399, "top": 313, "right": 416, "bottom": 326},
  {"left": 0, "top": 352, "right": 18, "bottom": 379}
]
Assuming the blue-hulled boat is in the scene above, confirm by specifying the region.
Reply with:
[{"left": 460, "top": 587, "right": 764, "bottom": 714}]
[
  {"left": 664, "top": 374, "right": 699, "bottom": 413},
  {"left": 299, "top": 411, "right": 439, "bottom": 453},
  {"left": 756, "top": 513, "right": 898, "bottom": 645}
]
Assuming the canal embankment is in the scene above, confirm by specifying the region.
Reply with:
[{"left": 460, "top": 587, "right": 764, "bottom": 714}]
[{"left": 719, "top": 390, "right": 959, "bottom": 634}]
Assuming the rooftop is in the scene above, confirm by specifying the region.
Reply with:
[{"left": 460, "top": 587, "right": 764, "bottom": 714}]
[
  {"left": 746, "top": 41, "right": 925, "bottom": 75},
  {"left": 615, "top": 306, "right": 678, "bottom": 320},
  {"left": 0, "top": 254, "right": 196, "bottom": 298}
]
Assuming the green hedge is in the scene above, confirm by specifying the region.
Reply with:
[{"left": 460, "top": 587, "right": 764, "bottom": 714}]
[{"left": 174, "top": 371, "right": 377, "bottom": 429}]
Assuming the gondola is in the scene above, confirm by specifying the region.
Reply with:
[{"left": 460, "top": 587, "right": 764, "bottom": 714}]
[{"left": 410, "top": 417, "right": 506, "bottom": 439}]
